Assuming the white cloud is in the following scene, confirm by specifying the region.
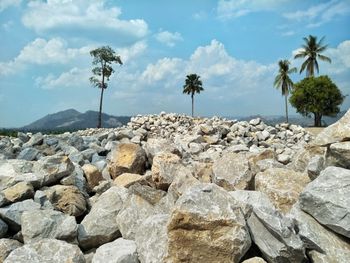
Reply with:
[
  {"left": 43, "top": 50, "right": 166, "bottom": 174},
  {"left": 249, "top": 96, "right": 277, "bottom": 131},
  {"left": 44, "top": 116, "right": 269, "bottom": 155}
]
[
  {"left": 22, "top": 0, "right": 148, "bottom": 40},
  {"left": 283, "top": 0, "right": 350, "bottom": 27},
  {"left": 155, "top": 30, "right": 183, "bottom": 47},
  {"left": 217, "top": 0, "right": 289, "bottom": 20},
  {"left": 0, "top": 38, "right": 94, "bottom": 76},
  {"left": 281, "top": 30, "right": 295, "bottom": 37},
  {"left": 0, "top": 0, "right": 21, "bottom": 12},
  {"left": 116, "top": 41, "right": 147, "bottom": 63}
]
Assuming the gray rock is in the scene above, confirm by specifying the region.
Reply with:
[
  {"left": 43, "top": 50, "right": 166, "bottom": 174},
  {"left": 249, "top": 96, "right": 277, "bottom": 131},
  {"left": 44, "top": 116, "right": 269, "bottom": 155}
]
[
  {"left": 307, "top": 155, "right": 325, "bottom": 180},
  {"left": 212, "top": 152, "right": 253, "bottom": 190},
  {"left": 300, "top": 166, "right": 350, "bottom": 238},
  {"left": 249, "top": 118, "right": 261, "bottom": 126},
  {"left": 167, "top": 183, "right": 251, "bottom": 263},
  {"left": 34, "top": 190, "right": 53, "bottom": 209},
  {"left": 135, "top": 214, "right": 169, "bottom": 263},
  {"left": 33, "top": 155, "right": 75, "bottom": 186},
  {"left": 288, "top": 203, "right": 350, "bottom": 263},
  {"left": 21, "top": 209, "right": 78, "bottom": 243},
  {"left": 78, "top": 187, "right": 125, "bottom": 250},
  {"left": 92, "top": 238, "right": 139, "bottom": 263},
  {"left": 326, "top": 142, "right": 350, "bottom": 169},
  {"left": 313, "top": 109, "right": 350, "bottom": 146},
  {"left": 247, "top": 206, "right": 306, "bottom": 263},
  {"left": 277, "top": 153, "right": 291, "bottom": 164},
  {"left": 22, "top": 133, "right": 43, "bottom": 148},
  {"left": 0, "top": 199, "right": 41, "bottom": 231},
  {"left": 0, "top": 239, "right": 22, "bottom": 262},
  {"left": 4, "top": 238, "right": 85, "bottom": 263},
  {"left": 68, "top": 135, "right": 86, "bottom": 151},
  {"left": 17, "top": 147, "right": 40, "bottom": 161},
  {"left": 17, "top": 132, "right": 29, "bottom": 143},
  {"left": 0, "top": 218, "right": 8, "bottom": 237},
  {"left": 2, "top": 182, "right": 34, "bottom": 203}
]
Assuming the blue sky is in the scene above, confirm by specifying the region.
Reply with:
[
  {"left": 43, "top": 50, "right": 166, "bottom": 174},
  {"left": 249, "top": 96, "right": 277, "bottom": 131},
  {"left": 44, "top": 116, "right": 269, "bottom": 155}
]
[{"left": 0, "top": 0, "right": 349, "bottom": 127}]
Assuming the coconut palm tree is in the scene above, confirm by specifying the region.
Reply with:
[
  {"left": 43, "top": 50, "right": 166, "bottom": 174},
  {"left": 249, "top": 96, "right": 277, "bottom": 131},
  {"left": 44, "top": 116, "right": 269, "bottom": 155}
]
[
  {"left": 294, "top": 35, "right": 331, "bottom": 77},
  {"left": 182, "top": 74, "right": 204, "bottom": 117},
  {"left": 274, "top": 60, "right": 297, "bottom": 123}
]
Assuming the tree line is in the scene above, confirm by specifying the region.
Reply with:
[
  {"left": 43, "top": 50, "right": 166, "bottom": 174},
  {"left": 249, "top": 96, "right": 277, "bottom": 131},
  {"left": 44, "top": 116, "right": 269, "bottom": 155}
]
[{"left": 89, "top": 35, "right": 345, "bottom": 128}]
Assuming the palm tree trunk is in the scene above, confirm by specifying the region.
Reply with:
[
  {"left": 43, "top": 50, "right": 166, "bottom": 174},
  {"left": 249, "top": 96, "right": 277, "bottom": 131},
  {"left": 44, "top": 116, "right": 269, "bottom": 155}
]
[
  {"left": 191, "top": 94, "right": 194, "bottom": 117},
  {"left": 98, "top": 87, "right": 104, "bottom": 128},
  {"left": 285, "top": 94, "right": 289, "bottom": 123}
]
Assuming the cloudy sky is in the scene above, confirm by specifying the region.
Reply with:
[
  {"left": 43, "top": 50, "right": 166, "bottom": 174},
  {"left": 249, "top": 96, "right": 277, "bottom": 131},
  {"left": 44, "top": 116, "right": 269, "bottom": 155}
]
[{"left": 0, "top": 0, "right": 349, "bottom": 127}]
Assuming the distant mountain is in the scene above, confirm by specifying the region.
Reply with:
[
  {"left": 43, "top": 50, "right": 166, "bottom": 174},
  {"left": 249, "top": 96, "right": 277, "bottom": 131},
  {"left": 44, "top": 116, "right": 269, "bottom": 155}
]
[{"left": 21, "top": 109, "right": 131, "bottom": 131}]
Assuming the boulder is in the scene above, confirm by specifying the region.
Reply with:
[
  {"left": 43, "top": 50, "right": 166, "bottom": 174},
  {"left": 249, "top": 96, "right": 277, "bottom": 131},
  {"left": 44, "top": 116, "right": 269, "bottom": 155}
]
[
  {"left": 82, "top": 164, "right": 104, "bottom": 190},
  {"left": 4, "top": 239, "right": 85, "bottom": 263},
  {"left": 113, "top": 173, "right": 143, "bottom": 188},
  {"left": 151, "top": 152, "right": 181, "bottom": 190},
  {"left": 307, "top": 155, "right": 325, "bottom": 180},
  {"left": 135, "top": 214, "right": 169, "bottom": 263},
  {"left": 78, "top": 187, "right": 125, "bottom": 250},
  {"left": 289, "top": 203, "right": 350, "bottom": 263},
  {"left": 255, "top": 168, "right": 310, "bottom": 213},
  {"left": 108, "top": 143, "right": 146, "bottom": 179},
  {"left": 17, "top": 147, "right": 39, "bottom": 161},
  {"left": 128, "top": 183, "right": 166, "bottom": 205},
  {"left": 242, "top": 257, "right": 267, "bottom": 263},
  {"left": 299, "top": 166, "right": 350, "bottom": 238},
  {"left": 33, "top": 155, "right": 75, "bottom": 186},
  {"left": 326, "top": 142, "right": 350, "bottom": 169},
  {"left": 0, "top": 218, "right": 8, "bottom": 238},
  {"left": 2, "top": 182, "right": 34, "bottom": 203},
  {"left": 247, "top": 206, "right": 306, "bottom": 263},
  {"left": 212, "top": 152, "right": 253, "bottom": 190},
  {"left": 313, "top": 109, "right": 350, "bottom": 146},
  {"left": 167, "top": 183, "right": 251, "bottom": 263},
  {"left": 44, "top": 185, "right": 87, "bottom": 217},
  {"left": 144, "top": 138, "right": 179, "bottom": 165},
  {"left": 92, "top": 238, "right": 139, "bottom": 263},
  {"left": 21, "top": 209, "right": 78, "bottom": 243},
  {"left": 0, "top": 199, "right": 41, "bottom": 231},
  {"left": 0, "top": 239, "right": 22, "bottom": 263},
  {"left": 22, "top": 133, "right": 43, "bottom": 148}
]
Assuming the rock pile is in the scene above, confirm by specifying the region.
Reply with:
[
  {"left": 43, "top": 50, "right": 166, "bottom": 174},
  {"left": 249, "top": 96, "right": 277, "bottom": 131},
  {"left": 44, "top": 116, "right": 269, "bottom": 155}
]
[{"left": 0, "top": 111, "right": 349, "bottom": 262}]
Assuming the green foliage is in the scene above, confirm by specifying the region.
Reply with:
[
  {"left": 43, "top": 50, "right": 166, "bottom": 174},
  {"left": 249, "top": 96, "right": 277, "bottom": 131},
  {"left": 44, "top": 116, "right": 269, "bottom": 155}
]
[
  {"left": 294, "top": 35, "right": 331, "bottom": 77},
  {"left": 274, "top": 59, "right": 297, "bottom": 123},
  {"left": 89, "top": 46, "right": 123, "bottom": 89},
  {"left": 289, "top": 75, "right": 345, "bottom": 127},
  {"left": 182, "top": 74, "right": 204, "bottom": 117}
]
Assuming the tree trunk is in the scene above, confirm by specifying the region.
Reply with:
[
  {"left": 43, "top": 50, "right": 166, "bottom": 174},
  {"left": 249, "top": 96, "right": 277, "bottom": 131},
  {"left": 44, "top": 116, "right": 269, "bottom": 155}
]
[
  {"left": 285, "top": 94, "right": 289, "bottom": 123},
  {"left": 98, "top": 87, "right": 104, "bottom": 128},
  {"left": 191, "top": 94, "right": 194, "bottom": 117},
  {"left": 314, "top": 112, "right": 322, "bottom": 127}
]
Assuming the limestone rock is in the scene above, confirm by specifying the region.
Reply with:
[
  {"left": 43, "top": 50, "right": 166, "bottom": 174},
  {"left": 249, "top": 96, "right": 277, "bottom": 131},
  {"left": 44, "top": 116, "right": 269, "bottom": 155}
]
[
  {"left": 213, "top": 152, "right": 253, "bottom": 190},
  {"left": 78, "top": 187, "right": 124, "bottom": 250},
  {"left": 21, "top": 209, "right": 78, "bottom": 243},
  {"left": 135, "top": 214, "right": 169, "bottom": 263},
  {"left": 33, "top": 155, "right": 75, "bottom": 186},
  {"left": 326, "top": 142, "right": 350, "bottom": 169},
  {"left": 289, "top": 203, "right": 350, "bottom": 263},
  {"left": 255, "top": 168, "right": 310, "bottom": 213},
  {"left": 22, "top": 133, "right": 43, "bottom": 148},
  {"left": 17, "top": 147, "right": 39, "bottom": 161},
  {"left": 4, "top": 238, "right": 85, "bottom": 263},
  {"left": 2, "top": 182, "right": 34, "bottom": 203},
  {"left": 144, "top": 138, "right": 180, "bottom": 165},
  {"left": 167, "top": 183, "right": 251, "bottom": 262},
  {"left": 0, "top": 218, "right": 8, "bottom": 238},
  {"left": 128, "top": 183, "right": 166, "bottom": 205},
  {"left": 92, "top": 238, "right": 139, "bottom": 263},
  {"left": 307, "top": 155, "right": 325, "bottom": 180},
  {"left": 108, "top": 143, "right": 146, "bottom": 179},
  {"left": 82, "top": 164, "right": 104, "bottom": 190},
  {"left": 247, "top": 206, "right": 306, "bottom": 263},
  {"left": 242, "top": 257, "right": 267, "bottom": 263},
  {"left": 151, "top": 152, "right": 181, "bottom": 190},
  {"left": 0, "top": 239, "right": 22, "bottom": 263},
  {"left": 313, "top": 109, "right": 350, "bottom": 146},
  {"left": 44, "top": 185, "right": 87, "bottom": 217},
  {"left": 0, "top": 199, "right": 41, "bottom": 231},
  {"left": 300, "top": 166, "right": 350, "bottom": 238},
  {"left": 113, "top": 173, "right": 143, "bottom": 188}
]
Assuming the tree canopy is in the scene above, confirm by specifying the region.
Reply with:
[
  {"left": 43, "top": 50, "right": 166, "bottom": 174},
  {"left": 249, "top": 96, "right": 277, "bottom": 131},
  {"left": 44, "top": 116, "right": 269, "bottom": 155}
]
[
  {"left": 289, "top": 75, "right": 344, "bottom": 127},
  {"left": 183, "top": 74, "right": 204, "bottom": 117}
]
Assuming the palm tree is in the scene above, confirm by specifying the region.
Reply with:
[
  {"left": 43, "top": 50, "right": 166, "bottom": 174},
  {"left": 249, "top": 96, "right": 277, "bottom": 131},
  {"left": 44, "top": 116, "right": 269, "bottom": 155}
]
[
  {"left": 182, "top": 74, "right": 204, "bottom": 117},
  {"left": 274, "top": 60, "right": 297, "bottom": 123},
  {"left": 294, "top": 35, "right": 331, "bottom": 77}
]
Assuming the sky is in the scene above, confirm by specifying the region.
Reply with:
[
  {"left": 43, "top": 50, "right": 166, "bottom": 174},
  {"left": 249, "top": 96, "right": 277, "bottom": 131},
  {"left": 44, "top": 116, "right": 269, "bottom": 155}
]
[{"left": 0, "top": 0, "right": 349, "bottom": 128}]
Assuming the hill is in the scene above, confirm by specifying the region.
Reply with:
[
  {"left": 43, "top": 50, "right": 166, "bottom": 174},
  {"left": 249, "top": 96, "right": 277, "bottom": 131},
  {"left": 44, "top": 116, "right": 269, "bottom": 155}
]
[{"left": 21, "top": 109, "right": 130, "bottom": 131}]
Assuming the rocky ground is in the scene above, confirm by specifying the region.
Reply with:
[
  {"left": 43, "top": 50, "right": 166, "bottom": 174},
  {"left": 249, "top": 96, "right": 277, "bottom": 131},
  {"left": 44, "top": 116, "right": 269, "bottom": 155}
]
[{"left": 0, "top": 110, "right": 349, "bottom": 263}]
